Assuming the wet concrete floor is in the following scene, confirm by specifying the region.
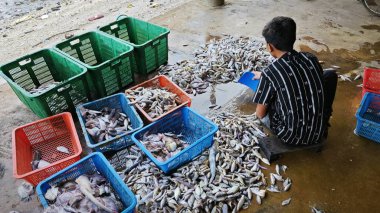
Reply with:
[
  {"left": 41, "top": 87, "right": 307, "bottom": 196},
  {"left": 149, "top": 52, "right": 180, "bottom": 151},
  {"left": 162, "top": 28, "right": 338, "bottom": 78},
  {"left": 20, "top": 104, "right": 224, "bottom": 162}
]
[
  {"left": 0, "top": 0, "right": 379, "bottom": 212},
  {"left": 150, "top": 0, "right": 380, "bottom": 212}
]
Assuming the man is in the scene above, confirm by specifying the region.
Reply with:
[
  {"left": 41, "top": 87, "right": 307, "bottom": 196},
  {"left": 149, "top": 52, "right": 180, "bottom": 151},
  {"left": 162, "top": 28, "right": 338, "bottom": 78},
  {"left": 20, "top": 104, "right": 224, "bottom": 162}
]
[{"left": 252, "top": 16, "right": 337, "bottom": 146}]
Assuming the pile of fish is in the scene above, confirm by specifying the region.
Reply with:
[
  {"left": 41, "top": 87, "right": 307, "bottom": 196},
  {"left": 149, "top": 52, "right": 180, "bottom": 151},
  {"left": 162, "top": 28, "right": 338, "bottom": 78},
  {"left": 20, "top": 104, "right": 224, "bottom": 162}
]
[
  {"left": 31, "top": 146, "right": 71, "bottom": 171},
  {"left": 125, "top": 87, "right": 181, "bottom": 119},
  {"left": 17, "top": 181, "right": 34, "bottom": 202},
  {"left": 43, "top": 173, "right": 123, "bottom": 213},
  {"left": 113, "top": 112, "right": 291, "bottom": 212},
  {"left": 158, "top": 36, "right": 273, "bottom": 95},
  {"left": 79, "top": 107, "right": 133, "bottom": 143},
  {"left": 141, "top": 132, "right": 189, "bottom": 162},
  {"left": 29, "top": 81, "right": 60, "bottom": 94}
]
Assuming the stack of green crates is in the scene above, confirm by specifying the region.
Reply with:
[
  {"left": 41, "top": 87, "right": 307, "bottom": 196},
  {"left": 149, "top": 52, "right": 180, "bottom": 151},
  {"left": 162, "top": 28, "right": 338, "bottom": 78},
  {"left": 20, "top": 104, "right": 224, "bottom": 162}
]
[
  {"left": 55, "top": 31, "right": 135, "bottom": 98},
  {"left": 0, "top": 49, "right": 90, "bottom": 118},
  {"left": 99, "top": 16, "right": 170, "bottom": 75}
]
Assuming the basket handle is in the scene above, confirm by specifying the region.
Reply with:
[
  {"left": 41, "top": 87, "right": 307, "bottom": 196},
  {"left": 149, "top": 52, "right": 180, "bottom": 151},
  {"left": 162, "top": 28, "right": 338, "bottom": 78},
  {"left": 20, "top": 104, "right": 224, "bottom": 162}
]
[
  {"left": 19, "top": 58, "right": 32, "bottom": 66},
  {"left": 152, "top": 39, "right": 161, "bottom": 47},
  {"left": 117, "top": 14, "right": 128, "bottom": 21},
  {"left": 111, "top": 59, "right": 121, "bottom": 67},
  {"left": 57, "top": 83, "right": 71, "bottom": 93},
  {"left": 69, "top": 39, "right": 81, "bottom": 46}
]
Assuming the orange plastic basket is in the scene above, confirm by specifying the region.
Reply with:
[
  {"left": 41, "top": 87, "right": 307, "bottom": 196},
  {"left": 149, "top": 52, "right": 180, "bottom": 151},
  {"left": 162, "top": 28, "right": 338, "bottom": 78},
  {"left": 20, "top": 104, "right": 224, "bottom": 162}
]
[
  {"left": 128, "top": 75, "right": 191, "bottom": 123},
  {"left": 12, "top": 112, "right": 82, "bottom": 186}
]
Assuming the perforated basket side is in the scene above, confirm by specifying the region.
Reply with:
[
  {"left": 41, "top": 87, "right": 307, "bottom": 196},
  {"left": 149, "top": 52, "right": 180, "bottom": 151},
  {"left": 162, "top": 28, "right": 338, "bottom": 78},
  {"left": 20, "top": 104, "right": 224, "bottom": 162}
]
[
  {"left": 36, "top": 153, "right": 137, "bottom": 213},
  {"left": 132, "top": 107, "right": 218, "bottom": 173},
  {"left": 12, "top": 112, "right": 82, "bottom": 186},
  {"left": 0, "top": 49, "right": 90, "bottom": 118},
  {"left": 355, "top": 92, "right": 380, "bottom": 143},
  {"left": 129, "top": 75, "right": 191, "bottom": 123},
  {"left": 76, "top": 93, "right": 143, "bottom": 152}
]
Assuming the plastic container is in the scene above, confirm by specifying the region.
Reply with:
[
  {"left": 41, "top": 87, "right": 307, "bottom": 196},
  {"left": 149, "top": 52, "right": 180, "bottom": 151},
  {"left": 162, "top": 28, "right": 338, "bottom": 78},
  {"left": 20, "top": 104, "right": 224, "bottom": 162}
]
[
  {"left": 12, "top": 112, "right": 82, "bottom": 186},
  {"left": 0, "top": 49, "right": 90, "bottom": 118},
  {"left": 132, "top": 107, "right": 218, "bottom": 174},
  {"left": 36, "top": 152, "right": 136, "bottom": 213},
  {"left": 99, "top": 16, "right": 170, "bottom": 75},
  {"left": 128, "top": 75, "right": 191, "bottom": 123},
  {"left": 355, "top": 92, "right": 380, "bottom": 143},
  {"left": 238, "top": 71, "right": 260, "bottom": 92},
  {"left": 76, "top": 93, "right": 144, "bottom": 153},
  {"left": 362, "top": 67, "right": 380, "bottom": 97},
  {"left": 55, "top": 31, "right": 135, "bottom": 98}
]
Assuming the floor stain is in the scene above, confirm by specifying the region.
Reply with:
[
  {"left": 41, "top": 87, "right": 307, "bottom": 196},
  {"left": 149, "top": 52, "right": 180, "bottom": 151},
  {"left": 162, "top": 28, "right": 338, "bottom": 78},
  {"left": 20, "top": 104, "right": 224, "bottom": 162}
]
[
  {"left": 299, "top": 40, "right": 380, "bottom": 72},
  {"left": 205, "top": 33, "right": 221, "bottom": 42},
  {"left": 361, "top": 24, "right": 380, "bottom": 33}
]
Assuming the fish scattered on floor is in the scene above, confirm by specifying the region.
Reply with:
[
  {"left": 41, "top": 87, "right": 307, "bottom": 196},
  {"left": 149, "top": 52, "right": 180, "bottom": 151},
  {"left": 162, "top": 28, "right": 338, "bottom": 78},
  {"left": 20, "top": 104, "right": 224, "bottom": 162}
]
[
  {"left": 282, "top": 198, "right": 292, "bottom": 206},
  {"left": 109, "top": 112, "right": 290, "bottom": 212},
  {"left": 311, "top": 207, "right": 324, "bottom": 213},
  {"left": 126, "top": 87, "right": 181, "bottom": 119},
  {"left": 29, "top": 81, "right": 60, "bottom": 94},
  {"left": 339, "top": 74, "right": 352, "bottom": 82},
  {"left": 80, "top": 106, "right": 133, "bottom": 143},
  {"left": 140, "top": 132, "right": 189, "bottom": 162},
  {"left": 17, "top": 181, "right": 34, "bottom": 202},
  {"left": 158, "top": 35, "right": 273, "bottom": 95},
  {"left": 43, "top": 173, "right": 122, "bottom": 213}
]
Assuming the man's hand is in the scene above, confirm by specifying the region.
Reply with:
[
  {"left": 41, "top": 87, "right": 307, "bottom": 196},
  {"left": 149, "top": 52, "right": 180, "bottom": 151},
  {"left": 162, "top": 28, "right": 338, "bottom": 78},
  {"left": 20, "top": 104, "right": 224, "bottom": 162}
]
[
  {"left": 256, "top": 104, "right": 268, "bottom": 119},
  {"left": 251, "top": 71, "right": 262, "bottom": 80}
]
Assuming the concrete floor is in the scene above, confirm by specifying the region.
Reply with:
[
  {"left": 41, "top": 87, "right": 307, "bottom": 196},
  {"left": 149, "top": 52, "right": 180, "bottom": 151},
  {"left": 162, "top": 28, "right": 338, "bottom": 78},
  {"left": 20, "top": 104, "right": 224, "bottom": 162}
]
[
  {"left": 150, "top": 0, "right": 380, "bottom": 212},
  {"left": 0, "top": 0, "right": 380, "bottom": 212}
]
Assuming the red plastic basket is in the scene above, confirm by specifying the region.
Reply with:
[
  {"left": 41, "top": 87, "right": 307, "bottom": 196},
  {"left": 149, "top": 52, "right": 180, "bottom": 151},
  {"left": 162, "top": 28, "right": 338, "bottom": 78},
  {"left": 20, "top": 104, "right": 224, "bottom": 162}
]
[
  {"left": 12, "top": 112, "right": 82, "bottom": 186},
  {"left": 362, "top": 67, "right": 380, "bottom": 97},
  {"left": 127, "top": 75, "right": 191, "bottom": 123}
]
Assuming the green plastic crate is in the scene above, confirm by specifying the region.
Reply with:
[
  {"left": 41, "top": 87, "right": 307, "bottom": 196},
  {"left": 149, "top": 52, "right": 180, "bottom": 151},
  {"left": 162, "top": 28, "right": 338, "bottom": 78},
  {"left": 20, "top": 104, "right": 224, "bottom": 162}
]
[
  {"left": 0, "top": 49, "right": 90, "bottom": 118},
  {"left": 98, "top": 16, "right": 170, "bottom": 75},
  {"left": 55, "top": 31, "right": 135, "bottom": 98}
]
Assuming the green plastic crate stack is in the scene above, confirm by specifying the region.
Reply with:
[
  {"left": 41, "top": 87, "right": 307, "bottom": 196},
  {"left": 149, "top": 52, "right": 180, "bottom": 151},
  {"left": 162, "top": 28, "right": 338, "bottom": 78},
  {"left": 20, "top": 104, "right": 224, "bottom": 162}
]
[
  {"left": 99, "top": 16, "right": 170, "bottom": 75},
  {"left": 55, "top": 31, "right": 135, "bottom": 98},
  {"left": 0, "top": 49, "right": 90, "bottom": 118}
]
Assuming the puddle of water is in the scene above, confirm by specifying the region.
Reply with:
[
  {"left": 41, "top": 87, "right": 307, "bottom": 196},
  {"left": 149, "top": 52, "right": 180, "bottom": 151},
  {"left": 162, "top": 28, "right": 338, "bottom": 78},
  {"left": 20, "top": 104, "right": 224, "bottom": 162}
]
[{"left": 299, "top": 38, "right": 380, "bottom": 72}]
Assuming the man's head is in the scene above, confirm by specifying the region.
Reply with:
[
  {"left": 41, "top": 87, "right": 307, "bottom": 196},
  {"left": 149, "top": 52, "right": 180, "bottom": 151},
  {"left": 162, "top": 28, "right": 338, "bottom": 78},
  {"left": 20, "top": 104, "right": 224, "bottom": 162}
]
[{"left": 262, "top": 16, "right": 296, "bottom": 58}]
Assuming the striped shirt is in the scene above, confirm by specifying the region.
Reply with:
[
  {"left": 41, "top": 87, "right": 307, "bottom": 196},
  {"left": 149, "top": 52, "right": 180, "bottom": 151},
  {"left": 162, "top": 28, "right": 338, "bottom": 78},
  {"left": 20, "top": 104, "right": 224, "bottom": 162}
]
[{"left": 253, "top": 50, "right": 325, "bottom": 145}]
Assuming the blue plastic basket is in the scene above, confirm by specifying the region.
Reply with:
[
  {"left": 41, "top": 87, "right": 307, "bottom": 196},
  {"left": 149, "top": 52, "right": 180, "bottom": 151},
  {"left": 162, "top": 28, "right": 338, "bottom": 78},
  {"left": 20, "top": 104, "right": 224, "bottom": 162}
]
[
  {"left": 76, "top": 93, "right": 144, "bottom": 152},
  {"left": 355, "top": 92, "right": 380, "bottom": 143},
  {"left": 36, "top": 152, "right": 137, "bottom": 213},
  {"left": 131, "top": 107, "right": 218, "bottom": 174}
]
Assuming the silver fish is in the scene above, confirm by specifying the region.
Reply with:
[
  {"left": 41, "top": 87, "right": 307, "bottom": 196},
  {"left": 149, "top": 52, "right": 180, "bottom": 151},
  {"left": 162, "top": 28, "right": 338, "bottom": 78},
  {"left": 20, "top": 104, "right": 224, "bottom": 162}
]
[
  {"left": 282, "top": 198, "right": 292, "bottom": 206},
  {"left": 17, "top": 181, "right": 34, "bottom": 202},
  {"left": 158, "top": 36, "right": 273, "bottom": 95}
]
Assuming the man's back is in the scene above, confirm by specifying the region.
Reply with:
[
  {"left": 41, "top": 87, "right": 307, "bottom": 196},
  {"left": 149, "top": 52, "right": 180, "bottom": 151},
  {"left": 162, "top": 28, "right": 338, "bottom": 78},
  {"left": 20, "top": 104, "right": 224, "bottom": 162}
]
[{"left": 253, "top": 50, "right": 325, "bottom": 145}]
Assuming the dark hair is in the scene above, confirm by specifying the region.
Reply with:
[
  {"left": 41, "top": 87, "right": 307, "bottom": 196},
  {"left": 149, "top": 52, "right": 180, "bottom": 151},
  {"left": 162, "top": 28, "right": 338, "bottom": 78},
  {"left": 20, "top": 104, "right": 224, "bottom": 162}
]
[{"left": 262, "top": 17, "right": 296, "bottom": 52}]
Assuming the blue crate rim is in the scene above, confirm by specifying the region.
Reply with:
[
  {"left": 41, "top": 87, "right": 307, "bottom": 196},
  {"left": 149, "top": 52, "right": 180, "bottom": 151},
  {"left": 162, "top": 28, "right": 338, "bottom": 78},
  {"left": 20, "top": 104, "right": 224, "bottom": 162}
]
[
  {"left": 0, "top": 48, "right": 88, "bottom": 98},
  {"left": 131, "top": 107, "right": 218, "bottom": 167},
  {"left": 97, "top": 15, "right": 170, "bottom": 48},
  {"left": 355, "top": 92, "right": 380, "bottom": 127},
  {"left": 54, "top": 31, "right": 134, "bottom": 70},
  {"left": 76, "top": 93, "right": 144, "bottom": 149},
  {"left": 36, "top": 152, "right": 137, "bottom": 213}
]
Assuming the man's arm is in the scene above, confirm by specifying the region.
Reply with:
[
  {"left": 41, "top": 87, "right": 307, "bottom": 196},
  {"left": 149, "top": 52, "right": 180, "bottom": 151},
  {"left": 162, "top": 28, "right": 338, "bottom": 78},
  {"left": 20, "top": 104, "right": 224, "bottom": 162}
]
[
  {"left": 256, "top": 104, "right": 268, "bottom": 119},
  {"left": 252, "top": 71, "right": 274, "bottom": 118}
]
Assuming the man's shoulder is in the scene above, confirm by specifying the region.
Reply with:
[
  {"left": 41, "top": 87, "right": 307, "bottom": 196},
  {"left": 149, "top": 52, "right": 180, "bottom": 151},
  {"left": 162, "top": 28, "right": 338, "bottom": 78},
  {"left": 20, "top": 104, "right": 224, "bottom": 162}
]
[{"left": 299, "top": 51, "right": 319, "bottom": 62}]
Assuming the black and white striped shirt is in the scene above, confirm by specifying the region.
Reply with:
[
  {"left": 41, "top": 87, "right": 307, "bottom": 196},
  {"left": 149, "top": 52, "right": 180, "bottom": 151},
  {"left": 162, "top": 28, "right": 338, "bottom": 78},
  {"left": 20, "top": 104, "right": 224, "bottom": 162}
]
[{"left": 253, "top": 50, "right": 325, "bottom": 145}]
